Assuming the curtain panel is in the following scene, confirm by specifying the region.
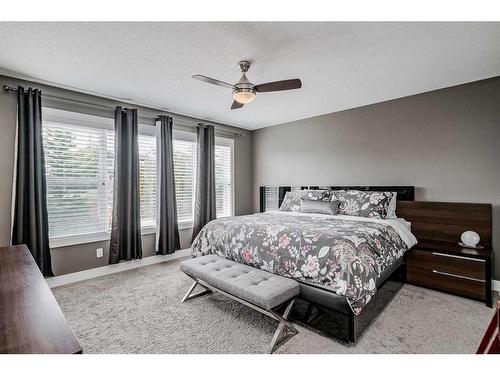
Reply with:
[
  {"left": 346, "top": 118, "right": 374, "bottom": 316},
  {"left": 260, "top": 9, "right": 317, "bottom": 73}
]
[
  {"left": 192, "top": 124, "right": 216, "bottom": 241},
  {"left": 109, "top": 107, "right": 142, "bottom": 263},
  {"left": 11, "top": 86, "right": 53, "bottom": 276},
  {"left": 156, "top": 115, "right": 180, "bottom": 254}
]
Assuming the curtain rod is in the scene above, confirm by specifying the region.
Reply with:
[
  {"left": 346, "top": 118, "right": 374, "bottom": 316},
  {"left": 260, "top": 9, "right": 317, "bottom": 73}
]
[{"left": 2, "top": 85, "right": 245, "bottom": 137}]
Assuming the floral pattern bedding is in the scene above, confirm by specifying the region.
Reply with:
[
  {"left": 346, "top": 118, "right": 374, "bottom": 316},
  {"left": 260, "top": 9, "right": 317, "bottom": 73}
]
[
  {"left": 191, "top": 211, "right": 409, "bottom": 314},
  {"left": 334, "top": 190, "right": 394, "bottom": 219}
]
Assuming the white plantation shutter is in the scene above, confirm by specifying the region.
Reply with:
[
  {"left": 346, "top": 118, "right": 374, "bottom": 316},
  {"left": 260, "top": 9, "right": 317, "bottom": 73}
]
[
  {"left": 43, "top": 121, "right": 114, "bottom": 238},
  {"left": 215, "top": 144, "right": 233, "bottom": 217},
  {"left": 138, "top": 134, "right": 157, "bottom": 228},
  {"left": 172, "top": 138, "right": 197, "bottom": 223}
]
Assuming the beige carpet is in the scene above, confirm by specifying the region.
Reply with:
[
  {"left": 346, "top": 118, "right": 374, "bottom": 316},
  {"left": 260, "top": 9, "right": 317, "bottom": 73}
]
[{"left": 52, "top": 258, "right": 495, "bottom": 354}]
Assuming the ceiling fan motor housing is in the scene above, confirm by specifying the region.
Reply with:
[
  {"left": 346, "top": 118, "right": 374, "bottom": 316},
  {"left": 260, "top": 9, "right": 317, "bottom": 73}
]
[{"left": 233, "top": 64, "right": 256, "bottom": 104}]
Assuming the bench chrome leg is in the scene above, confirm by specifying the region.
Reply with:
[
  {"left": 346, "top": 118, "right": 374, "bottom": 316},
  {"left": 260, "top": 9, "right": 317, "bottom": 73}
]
[
  {"left": 181, "top": 280, "right": 211, "bottom": 303},
  {"left": 268, "top": 299, "right": 298, "bottom": 354}
]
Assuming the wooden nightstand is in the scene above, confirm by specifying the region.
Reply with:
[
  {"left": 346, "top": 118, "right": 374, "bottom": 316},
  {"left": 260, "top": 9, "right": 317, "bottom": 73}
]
[
  {"left": 406, "top": 241, "right": 493, "bottom": 307},
  {"left": 397, "top": 201, "right": 493, "bottom": 308}
]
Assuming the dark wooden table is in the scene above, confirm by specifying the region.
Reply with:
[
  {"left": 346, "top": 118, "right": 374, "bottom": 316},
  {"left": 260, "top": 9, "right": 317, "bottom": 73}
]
[{"left": 0, "top": 245, "right": 81, "bottom": 354}]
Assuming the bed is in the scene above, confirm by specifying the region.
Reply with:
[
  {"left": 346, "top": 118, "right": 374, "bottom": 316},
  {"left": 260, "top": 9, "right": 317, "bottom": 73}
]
[{"left": 191, "top": 186, "right": 416, "bottom": 342}]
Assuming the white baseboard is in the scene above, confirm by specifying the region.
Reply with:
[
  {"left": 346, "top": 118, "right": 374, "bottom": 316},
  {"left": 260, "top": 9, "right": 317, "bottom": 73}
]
[
  {"left": 493, "top": 279, "right": 500, "bottom": 292},
  {"left": 46, "top": 248, "right": 191, "bottom": 289}
]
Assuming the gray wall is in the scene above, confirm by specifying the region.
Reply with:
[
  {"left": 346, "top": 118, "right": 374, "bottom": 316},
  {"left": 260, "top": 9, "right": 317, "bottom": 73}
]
[
  {"left": 253, "top": 77, "right": 500, "bottom": 279},
  {"left": 0, "top": 74, "right": 253, "bottom": 275}
]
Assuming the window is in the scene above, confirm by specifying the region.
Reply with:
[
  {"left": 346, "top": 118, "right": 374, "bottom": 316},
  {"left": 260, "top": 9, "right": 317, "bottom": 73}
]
[
  {"left": 172, "top": 132, "right": 234, "bottom": 226},
  {"left": 138, "top": 133, "right": 157, "bottom": 229},
  {"left": 42, "top": 112, "right": 115, "bottom": 242},
  {"left": 215, "top": 142, "right": 233, "bottom": 218},
  {"left": 42, "top": 108, "right": 233, "bottom": 246},
  {"left": 172, "top": 137, "right": 197, "bottom": 224}
]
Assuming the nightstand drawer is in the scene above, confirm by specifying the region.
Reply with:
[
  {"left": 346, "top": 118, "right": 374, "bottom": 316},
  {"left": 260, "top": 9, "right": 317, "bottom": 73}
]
[
  {"left": 406, "top": 249, "right": 485, "bottom": 280},
  {"left": 407, "top": 265, "right": 485, "bottom": 300}
]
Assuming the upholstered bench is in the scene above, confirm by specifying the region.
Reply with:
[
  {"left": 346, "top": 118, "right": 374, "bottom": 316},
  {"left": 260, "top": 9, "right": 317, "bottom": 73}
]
[{"left": 180, "top": 254, "right": 300, "bottom": 353}]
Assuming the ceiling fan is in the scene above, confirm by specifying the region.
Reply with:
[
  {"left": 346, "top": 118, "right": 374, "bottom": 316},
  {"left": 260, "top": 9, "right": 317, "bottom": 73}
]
[{"left": 192, "top": 61, "right": 302, "bottom": 110}]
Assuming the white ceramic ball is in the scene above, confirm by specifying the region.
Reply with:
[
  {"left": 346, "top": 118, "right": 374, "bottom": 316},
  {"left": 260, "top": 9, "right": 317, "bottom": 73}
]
[{"left": 461, "top": 231, "right": 480, "bottom": 247}]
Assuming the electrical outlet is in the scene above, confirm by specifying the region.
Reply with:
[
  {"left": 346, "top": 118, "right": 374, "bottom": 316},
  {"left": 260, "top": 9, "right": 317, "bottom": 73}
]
[{"left": 96, "top": 248, "right": 103, "bottom": 258}]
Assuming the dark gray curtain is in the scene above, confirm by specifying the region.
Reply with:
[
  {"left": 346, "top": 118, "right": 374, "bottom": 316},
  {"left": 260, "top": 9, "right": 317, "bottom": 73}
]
[
  {"left": 12, "top": 86, "right": 53, "bottom": 277},
  {"left": 109, "top": 107, "right": 142, "bottom": 263},
  {"left": 192, "top": 124, "right": 216, "bottom": 241},
  {"left": 156, "top": 115, "right": 180, "bottom": 254}
]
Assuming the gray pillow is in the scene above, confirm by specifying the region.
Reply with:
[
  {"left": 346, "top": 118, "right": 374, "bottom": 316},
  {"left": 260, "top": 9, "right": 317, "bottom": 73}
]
[
  {"left": 300, "top": 198, "right": 339, "bottom": 215},
  {"left": 332, "top": 190, "right": 394, "bottom": 219}
]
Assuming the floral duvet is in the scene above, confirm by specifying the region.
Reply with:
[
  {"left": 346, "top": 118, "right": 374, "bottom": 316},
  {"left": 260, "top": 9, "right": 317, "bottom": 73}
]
[{"left": 191, "top": 211, "right": 415, "bottom": 314}]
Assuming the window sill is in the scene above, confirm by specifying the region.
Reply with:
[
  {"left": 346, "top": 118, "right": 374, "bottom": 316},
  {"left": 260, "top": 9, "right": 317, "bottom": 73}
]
[
  {"left": 50, "top": 223, "right": 194, "bottom": 248},
  {"left": 50, "top": 232, "right": 112, "bottom": 248}
]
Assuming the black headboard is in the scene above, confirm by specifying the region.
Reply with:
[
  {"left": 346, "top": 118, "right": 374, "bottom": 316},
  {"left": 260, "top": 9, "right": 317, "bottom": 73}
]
[{"left": 259, "top": 185, "right": 414, "bottom": 212}]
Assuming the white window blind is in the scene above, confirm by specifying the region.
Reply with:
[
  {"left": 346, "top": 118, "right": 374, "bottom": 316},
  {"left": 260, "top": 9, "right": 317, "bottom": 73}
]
[
  {"left": 215, "top": 144, "right": 233, "bottom": 218},
  {"left": 172, "top": 138, "right": 197, "bottom": 223},
  {"left": 138, "top": 134, "right": 157, "bottom": 228},
  {"left": 43, "top": 121, "right": 114, "bottom": 239}
]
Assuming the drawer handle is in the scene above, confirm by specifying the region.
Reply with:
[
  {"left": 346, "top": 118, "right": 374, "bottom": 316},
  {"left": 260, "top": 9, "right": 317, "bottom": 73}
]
[
  {"left": 432, "top": 252, "right": 485, "bottom": 263},
  {"left": 432, "top": 269, "right": 485, "bottom": 282}
]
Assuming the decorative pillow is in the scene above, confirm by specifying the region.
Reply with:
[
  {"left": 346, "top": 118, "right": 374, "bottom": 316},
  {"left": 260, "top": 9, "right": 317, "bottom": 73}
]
[
  {"left": 300, "top": 198, "right": 339, "bottom": 215},
  {"left": 302, "top": 189, "right": 332, "bottom": 202},
  {"left": 278, "top": 190, "right": 305, "bottom": 212},
  {"left": 332, "top": 190, "right": 394, "bottom": 219},
  {"left": 278, "top": 190, "right": 331, "bottom": 212}
]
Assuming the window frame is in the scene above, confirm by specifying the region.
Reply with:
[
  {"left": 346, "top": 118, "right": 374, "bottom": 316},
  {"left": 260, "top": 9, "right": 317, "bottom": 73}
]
[
  {"left": 172, "top": 129, "right": 197, "bottom": 230},
  {"left": 42, "top": 108, "right": 115, "bottom": 248}
]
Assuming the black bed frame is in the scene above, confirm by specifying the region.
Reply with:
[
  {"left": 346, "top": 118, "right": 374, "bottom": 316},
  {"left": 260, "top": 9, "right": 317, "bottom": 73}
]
[{"left": 259, "top": 185, "right": 415, "bottom": 343}]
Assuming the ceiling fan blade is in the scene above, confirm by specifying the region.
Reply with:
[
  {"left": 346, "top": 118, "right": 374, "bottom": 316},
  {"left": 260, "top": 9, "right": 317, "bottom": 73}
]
[
  {"left": 231, "top": 100, "right": 244, "bottom": 110},
  {"left": 192, "top": 75, "right": 234, "bottom": 89},
  {"left": 254, "top": 79, "right": 302, "bottom": 93}
]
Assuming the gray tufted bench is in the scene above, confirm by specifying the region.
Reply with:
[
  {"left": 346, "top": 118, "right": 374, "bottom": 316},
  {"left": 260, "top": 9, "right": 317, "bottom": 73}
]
[{"left": 180, "top": 254, "right": 300, "bottom": 353}]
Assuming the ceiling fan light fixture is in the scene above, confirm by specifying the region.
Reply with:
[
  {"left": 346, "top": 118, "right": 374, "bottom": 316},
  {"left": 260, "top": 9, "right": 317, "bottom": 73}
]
[
  {"left": 233, "top": 88, "right": 256, "bottom": 104},
  {"left": 192, "top": 61, "right": 301, "bottom": 110}
]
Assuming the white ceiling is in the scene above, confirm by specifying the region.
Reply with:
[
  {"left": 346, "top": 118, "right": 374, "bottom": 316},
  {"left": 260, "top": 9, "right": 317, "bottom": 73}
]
[{"left": 0, "top": 22, "right": 500, "bottom": 130}]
